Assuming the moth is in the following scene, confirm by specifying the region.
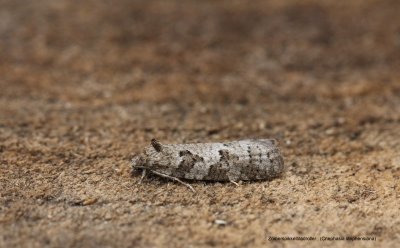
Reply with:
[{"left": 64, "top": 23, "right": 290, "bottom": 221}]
[{"left": 132, "top": 139, "right": 284, "bottom": 192}]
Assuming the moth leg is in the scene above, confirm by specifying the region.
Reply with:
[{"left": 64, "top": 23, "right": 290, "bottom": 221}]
[
  {"left": 150, "top": 170, "right": 196, "bottom": 193},
  {"left": 230, "top": 180, "right": 240, "bottom": 186},
  {"left": 138, "top": 169, "right": 147, "bottom": 184},
  {"left": 228, "top": 170, "right": 241, "bottom": 186}
]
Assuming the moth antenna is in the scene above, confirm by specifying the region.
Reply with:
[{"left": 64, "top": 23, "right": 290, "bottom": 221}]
[
  {"left": 151, "top": 138, "right": 163, "bottom": 152},
  {"left": 150, "top": 170, "right": 196, "bottom": 193}
]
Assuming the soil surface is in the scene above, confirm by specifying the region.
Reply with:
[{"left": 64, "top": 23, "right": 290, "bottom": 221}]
[{"left": 1, "top": 0, "right": 399, "bottom": 247}]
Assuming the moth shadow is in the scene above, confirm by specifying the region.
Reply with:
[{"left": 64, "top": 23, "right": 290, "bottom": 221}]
[{"left": 131, "top": 168, "right": 281, "bottom": 189}]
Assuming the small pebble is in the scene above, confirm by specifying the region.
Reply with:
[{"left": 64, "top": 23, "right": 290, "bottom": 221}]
[{"left": 214, "top": 219, "right": 227, "bottom": 226}]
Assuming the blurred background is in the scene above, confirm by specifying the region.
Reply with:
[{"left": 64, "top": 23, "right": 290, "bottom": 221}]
[{"left": 1, "top": 0, "right": 399, "bottom": 247}]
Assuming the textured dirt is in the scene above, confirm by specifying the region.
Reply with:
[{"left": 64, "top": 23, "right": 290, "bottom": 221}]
[{"left": 1, "top": 0, "right": 400, "bottom": 247}]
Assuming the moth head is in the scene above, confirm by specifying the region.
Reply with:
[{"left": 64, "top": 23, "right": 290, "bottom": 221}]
[{"left": 131, "top": 139, "right": 175, "bottom": 172}]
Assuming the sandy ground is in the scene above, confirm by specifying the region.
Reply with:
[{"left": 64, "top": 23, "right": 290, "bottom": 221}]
[{"left": 1, "top": 0, "right": 400, "bottom": 247}]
